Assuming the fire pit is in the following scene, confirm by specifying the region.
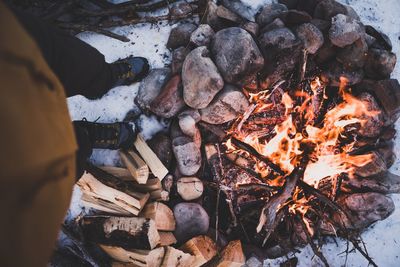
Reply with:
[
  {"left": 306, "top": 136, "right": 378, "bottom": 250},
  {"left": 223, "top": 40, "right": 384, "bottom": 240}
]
[{"left": 55, "top": 0, "right": 400, "bottom": 266}]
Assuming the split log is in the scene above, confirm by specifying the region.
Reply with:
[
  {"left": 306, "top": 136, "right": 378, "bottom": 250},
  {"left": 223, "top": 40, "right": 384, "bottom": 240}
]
[
  {"left": 177, "top": 177, "right": 204, "bottom": 201},
  {"left": 134, "top": 134, "right": 169, "bottom": 180},
  {"left": 159, "top": 231, "right": 177, "bottom": 246},
  {"left": 120, "top": 150, "right": 149, "bottom": 184},
  {"left": 77, "top": 170, "right": 149, "bottom": 215},
  {"left": 101, "top": 245, "right": 165, "bottom": 267},
  {"left": 180, "top": 235, "right": 217, "bottom": 267},
  {"left": 81, "top": 216, "right": 160, "bottom": 250},
  {"left": 211, "top": 240, "right": 245, "bottom": 267},
  {"left": 99, "top": 166, "right": 132, "bottom": 181},
  {"left": 161, "top": 246, "right": 194, "bottom": 267},
  {"left": 140, "top": 202, "right": 176, "bottom": 231},
  {"left": 81, "top": 192, "right": 132, "bottom": 216}
]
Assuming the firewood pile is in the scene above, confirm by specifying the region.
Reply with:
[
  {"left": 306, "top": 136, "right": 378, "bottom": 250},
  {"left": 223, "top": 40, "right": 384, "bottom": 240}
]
[{"left": 13, "top": 0, "right": 400, "bottom": 266}]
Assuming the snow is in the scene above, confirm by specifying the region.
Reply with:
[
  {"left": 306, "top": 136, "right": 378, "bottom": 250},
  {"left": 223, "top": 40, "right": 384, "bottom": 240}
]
[{"left": 66, "top": 0, "right": 400, "bottom": 266}]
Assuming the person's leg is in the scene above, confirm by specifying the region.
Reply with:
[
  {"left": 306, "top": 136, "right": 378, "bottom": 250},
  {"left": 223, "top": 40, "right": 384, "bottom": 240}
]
[{"left": 12, "top": 9, "right": 114, "bottom": 99}]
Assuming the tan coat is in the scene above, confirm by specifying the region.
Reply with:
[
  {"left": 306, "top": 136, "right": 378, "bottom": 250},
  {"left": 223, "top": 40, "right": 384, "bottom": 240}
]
[{"left": 0, "top": 2, "right": 77, "bottom": 266}]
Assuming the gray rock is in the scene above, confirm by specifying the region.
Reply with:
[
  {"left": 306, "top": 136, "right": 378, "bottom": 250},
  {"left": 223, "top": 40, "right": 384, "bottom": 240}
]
[
  {"left": 336, "top": 37, "right": 368, "bottom": 69},
  {"left": 340, "top": 192, "right": 395, "bottom": 229},
  {"left": 178, "top": 109, "right": 200, "bottom": 137},
  {"left": 170, "top": 2, "right": 197, "bottom": 17},
  {"left": 204, "top": 1, "right": 224, "bottom": 31},
  {"left": 256, "top": 3, "right": 288, "bottom": 27},
  {"left": 296, "top": 0, "right": 321, "bottom": 15},
  {"left": 258, "top": 28, "right": 303, "bottom": 86},
  {"left": 241, "top": 21, "right": 259, "bottom": 36},
  {"left": 171, "top": 46, "right": 190, "bottom": 75},
  {"left": 221, "top": 0, "right": 254, "bottom": 22},
  {"left": 329, "top": 14, "right": 364, "bottom": 48},
  {"left": 294, "top": 23, "right": 324, "bottom": 54},
  {"left": 259, "top": 18, "right": 285, "bottom": 35},
  {"left": 182, "top": 46, "right": 224, "bottom": 109},
  {"left": 310, "top": 18, "right": 331, "bottom": 33},
  {"left": 344, "top": 4, "right": 360, "bottom": 21},
  {"left": 211, "top": 27, "right": 264, "bottom": 85},
  {"left": 365, "top": 48, "right": 397, "bottom": 79},
  {"left": 321, "top": 61, "right": 364, "bottom": 86},
  {"left": 315, "top": 39, "right": 338, "bottom": 64},
  {"left": 284, "top": 9, "right": 312, "bottom": 26},
  {"left": 167, "top": 23, "right": 197, "bottom": 49},
  {"left": 259, "top": 27, "right": 298, "bottom": 50},
  {"left": 135, "top": 68, "right": 171, "bottom": 113},
  {"left": 200, "top": 85, "right": 249, "bottom": 124},
  {"left": 357, "top": 92, "right": 385, "bottom": 138},
  {"left": 278, "top": 0, "right": 298, "bottom": 9},
  {"left": 365, "top": 25, "right": 392, "bottom": 51},
  {"left": 174, "top": 203, "right": 210, "bottom": 242},
  {"left": 172, "top": 136, "right": 202, "bottom": 176},
  {"left": 243, "top": 256, "right": 263, "bottom": 267},
  {"left": 313, "top": 0, "right": 347, "bottom": 20},
  {"left": 190, "top": 24, "right": 215, "bottom": 47},
  {"left": 150, "top": 75, "right": 186, "bottom": 118}
]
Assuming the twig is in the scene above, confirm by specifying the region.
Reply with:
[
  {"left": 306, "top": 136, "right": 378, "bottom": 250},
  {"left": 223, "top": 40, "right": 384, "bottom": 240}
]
[{"left": 230, "top": 137, "right": 285, "bottom": 176}]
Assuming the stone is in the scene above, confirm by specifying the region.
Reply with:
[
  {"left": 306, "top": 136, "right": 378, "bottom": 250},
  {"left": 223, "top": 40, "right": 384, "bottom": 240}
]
[
  {"left": 243, "top": 256, "right": 263, "bottom": 267},
  {"left": 259, "top": 27, "right": 298, "bottom": 50},
  {"left": 211, "top": 27, "right": 264, "bottom": 85},
  {"left": 310, "top": 18, "right": 331, "bottom": 33},
  {"left": 200, "top": 85, "right": 249, "bottom": 124},
  {"left": 329, "top": 14, "right": 364, "bottom": 48},
  {"left": 283, "top": 9, "right": 312, "bottom": 26},
  {"left": 190, "top": 24, "right": 215, "bottom": 47},
  {"left": 135, "top": 68, "right": 171, "bottom": 113},
  {"left": 178, "top": 109, "right": 201, "bottom": 137},
  {"left": 294, "top": 23, "right": 324, "bottom": 54},
  {"left": 344, "top": 4, "right": 360, "bottom": 21},
  {"left": 205, "top": 1, "right": 225, "bottom": 31},
  {"left": 216, "top": 5, "right": 243, "bottom": 25},
  {"left": 296, "top": 0, "right": 321, "bottom": 15},
  {"left": 278, "top": 0, "right": 299, "bottom": 9},
  {"left": 336, "top": 37, "right": 368, "bottom": 69},
  {"left": 259, "top": 18, "right": 285, "bottom": 35},
  {"left": 172, "top": 136, "right": 202, "bottom": 176},
  {"left": 167, "top": 23, "right": 197, "bottom": 49},
  {"left": 170, "top": 2, "right": 197, "bottom": 16},
  {"left": 338, "top": 192, "right": 395, "bottom": 229},
  {"left": 258, "top": 28, "right": 303, "bottom": 86},
  {"left": 256, "top": 3, "right": 288, "bottom": 28},
  {"left": 241, "top": 21, "right": 259, "bottom": 36},
  {"left": 357, "top": 92, "right": 385, "bottom": 138},
  {"left": 313, "top": 0, "right": 347, "bottom": 20},
  {"left": 365, "top": 25, "right": 392, "bottom": 51},
  {"left": 321, "top": 60, "right": 364, "bottom": 86},
  {"left": 221, "top": 0, "right": 255, "bottom": 22},
  {"left": 364, "top": 34, "right": 377, "bottom": 47},
  {"left": 171, "top": 47, "right": 190, "bottom": 75},
  {"left": 150, "top": 75, "right": 186, "bottom": 118},
  {"left": 182, "top": 47, "right": 224, "bottom": 109},
  {"left": 174, "top": 203, "right": 210, "bottom": 242},
  {"left": 315, "top": 39, "right": 338, "bottom": 64},
  {"left": 147, "top": 132, "right": 173, "bottom": 168},
  {"left": 364, "top": 48, "right": 397, "bottom": 79}
]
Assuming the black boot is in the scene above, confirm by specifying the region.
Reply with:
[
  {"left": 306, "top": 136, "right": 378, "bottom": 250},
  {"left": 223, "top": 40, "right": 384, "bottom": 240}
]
[
  {"left": 110, "top": 56, "right": 150, "bottom": 86},
  {"left": 73, "top": 119, "right": 136, "bottom": 150}
]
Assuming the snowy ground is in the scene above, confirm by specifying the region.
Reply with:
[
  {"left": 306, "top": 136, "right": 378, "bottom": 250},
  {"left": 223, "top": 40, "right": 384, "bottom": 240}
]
[{"left": 67, "top": 0, "right": 400, "bottom": 266}]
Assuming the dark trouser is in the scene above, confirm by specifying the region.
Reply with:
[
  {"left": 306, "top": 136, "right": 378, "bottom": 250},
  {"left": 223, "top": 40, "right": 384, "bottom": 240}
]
[
  {"left": 12, "top": 9, "right": 119, "bottom": 177},
  {"left": 12, "top": 9, "right": 114, "bottom": 100}
]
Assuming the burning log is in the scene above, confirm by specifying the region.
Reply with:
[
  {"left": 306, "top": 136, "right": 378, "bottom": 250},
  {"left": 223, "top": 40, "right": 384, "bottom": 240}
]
[
  {"left": 80, "top": 216, "right": 160, "bottom": 250},
  {"left": 180, "top": 235, "right": 217, "bottom": 267},
  {"left": 120, "top": 150, "right": 149, "bottom": 184}
]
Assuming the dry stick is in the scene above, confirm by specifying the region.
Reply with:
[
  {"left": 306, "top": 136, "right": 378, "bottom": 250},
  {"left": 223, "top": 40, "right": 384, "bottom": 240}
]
[
  {"left": 77, "top": 0, "right": 183, "bottom": 17},
  {"left": 296, "top": 213, "right": 330, "bottom": 267},
  {"left": 300, "top": 181, "right": 379, "bottom": 267},
  {"left": 230, "top": 137, "right": 285, "bottom": 176}
]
